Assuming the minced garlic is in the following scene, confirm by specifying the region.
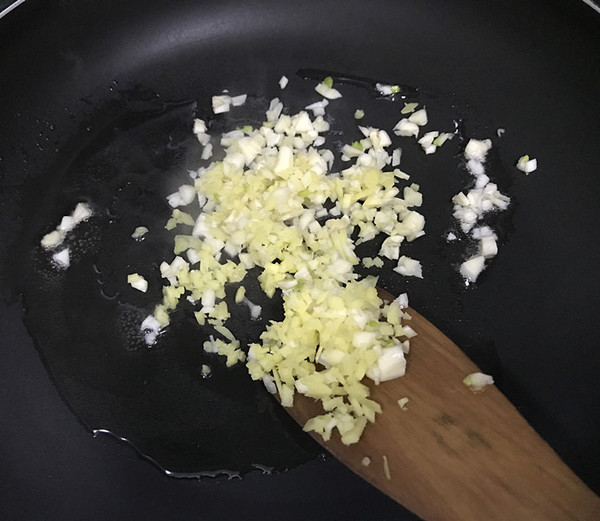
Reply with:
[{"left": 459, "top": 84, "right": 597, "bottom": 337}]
[{"left": 144, "top": 92, "right": 426, "bottom": 444}]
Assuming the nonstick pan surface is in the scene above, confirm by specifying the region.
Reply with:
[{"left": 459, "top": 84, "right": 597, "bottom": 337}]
[{"left": 1, "top": 1, "right": 599, "bottom": 520}]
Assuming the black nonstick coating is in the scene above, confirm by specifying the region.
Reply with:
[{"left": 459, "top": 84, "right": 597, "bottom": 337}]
[{"left": 1, "top": 1, "right": 599, "bottom": 520}]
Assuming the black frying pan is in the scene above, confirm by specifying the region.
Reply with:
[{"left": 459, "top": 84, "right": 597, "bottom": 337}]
[{"left": 1, "top": 1, "right": 599, "bottom": 519}]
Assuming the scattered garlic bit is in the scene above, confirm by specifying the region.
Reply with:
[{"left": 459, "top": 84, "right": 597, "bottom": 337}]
[
  {"left": 450, "top": 138, "right": 510, "bottom": 284},
  {"left": 71, "top": 202, "right": 92, "bottom": 223},
  {"left": 127, "top": 273, "right": 148, "bottom": 293},
  {"left": 460, "top": 255, "right": 486, "bottom": 283},
  {"left": 200, "top": 364, "right": 212, "bottom": 378},
  {"left": 394, "top": 292, "right": 409, "bottom": 309},
  {"left": 211, "top": 93, "right": 247, "bottom": 114},
  {"left": 379, "top": 235, "right": 404, "bottom": 260},
  {"left": 203, "top": 335, "right": 246, "bottom": 367},
  {"left": 313, "top": 136, "right": 326, "bottom": 147},
  {"left": 393, "top": 118, "right": 419, "bottom": 138},
  {"left": 265, "top": 97, "right": 284, "bottom": 122},
  {"left": 375, "top": 83, "right": 401, "bottom": 96},
  {"left": 213, "top": 323, "right": 235, "bottom": 342},
  {"left": 160, "top": 255, "right": 190, "bottom": 286},
  {"left": 451, "top": 183, "right": 509, "bottom": 234},
  {"left": 132, "top": 226, "right": 149, "bottom": 240},
  {"left": 432, "top": 132, "right": 454, "bottom": 148},
  {"left": 305, "top": 99, "right": 329, "bottom": 117},
  {"left": 397, "top": 397, "right": 409, "bottom": 410},
  {"left": 464, "top": 138, "right": 492, "bottom": 162},
  {"left": 52, "top": 248, "right": 70, "bottom": 269},
  {"left": 193, "top": 118, "right": 211, "bottom": 146},
  {"left": 165, "top": 209, "right": 195, "bottom": 230},
  {"left": 407, "top": 108, "right": 428, "bottom": 127},
  {"left": 141, "top": 315, "right": 162, "bottom": 346},
  {"left": 478, "top": 236, "right": 498, "bottom": 258},
  {"left": 418, "top": 131, "right": 439, "bottom": 155},
  {"left": 242, "top": 298, "right": 262, "bottom": 320},
  {"left": 361, "top": 456, "right": 371, "bottom": 467},
  {"left": 416, "top": 131, "right": 454, "bottom": 155},
  {"left": 41, "top": 202, "right": 93, "bottom": 251},
  {"left": 201, "top": 143, "right": 214, "bottom": 160},
  {"left": 167, "top": 185, "right": 196, "bottom": 208},
  {"left": 212, "top": 95, "right": 232, "bottom": 114},
  {"left": 402, "top": 325, "right": 417, "bottom": 339},
  {"left": 186, "top": 247, "right": 201, "bottom": 265},
  {"left": 365, "top": 340, "right": 407, "bottom": 384},
  {"left": 383, "top": 455, "right": 392, "bottom": 480},
  {"left": 231, "top": 94, "right": 247, "bottom": 106},
  {"left": 354, "top": 109, "right": 365, "bottom": 120},
  {"left": 234, "top": 286, "right": 246, "bottom": 303},
  {"left": 362, "top": 257, "right": 384, "bottom": 269},
  {"left": 148, "top": 95, "right": 425, "bottom": 445},
  {"left": 516, "top": 155, "right": 538, "bottom": 174},
  {"left": 462, "top": 226, "right": 499, "bottom": 262},
  {"left": 471, "top": 225, "right": 494, "bottom": 240},
  {"left": 393, "top": 168, "right": 410, "bottom": 181},
  {"left": 400, "top": 102, "right": 419, "bottom": 115},
  {"left": 279, "top": 75, "right": 289, "bottom": 89},
  {"left": 194, "top": 311, "right": 206, "bottom": 325},
  {"left": 394, "top": 256, "right": 423, "bottom": 278},
  {"left": 315, "top": 76, "right": 342, "bottom": 99},
  {"left": 41, "top": 230, "right": 63, "bottom": 250},
  {"left": 496, "top": 128, "right": 505, "bottom": 137},
  {"left": 395, "top": 105, "right": 451, "bottom": 155},
  {"left": 193, "top": 118, "right": 207, "bottom": 135},
  {"left": 463, "top": 372, "right": 494, "bottom": 391}
]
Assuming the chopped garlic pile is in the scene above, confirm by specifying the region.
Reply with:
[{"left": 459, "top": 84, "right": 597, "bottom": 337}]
[
  {"left": 37, "top": 74, "right": 537, "bottom": 448},
  {"left": 145, "top": 89, "right": 426, "bottom": 444}
]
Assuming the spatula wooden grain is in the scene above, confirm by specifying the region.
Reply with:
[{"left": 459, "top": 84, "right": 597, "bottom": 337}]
[{"left": 284, "top": 290, "right": 600, "bottom": 520}]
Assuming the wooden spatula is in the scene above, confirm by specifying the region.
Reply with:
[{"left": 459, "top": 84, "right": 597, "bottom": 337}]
[{"left": 284, "top": 290, "right": 600, "bottom": 520}]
